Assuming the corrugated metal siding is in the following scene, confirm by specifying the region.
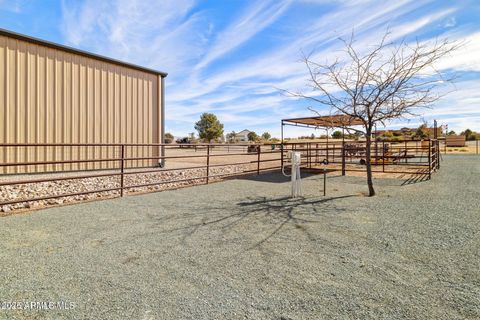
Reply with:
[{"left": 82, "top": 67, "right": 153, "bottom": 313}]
[{"left": 0, "top": 35, "right": 161, "bottom": 174}]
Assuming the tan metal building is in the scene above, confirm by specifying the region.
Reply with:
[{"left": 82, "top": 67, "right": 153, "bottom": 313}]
[{"left": 0, "top": 29, "right": 167, "bottom": 173}]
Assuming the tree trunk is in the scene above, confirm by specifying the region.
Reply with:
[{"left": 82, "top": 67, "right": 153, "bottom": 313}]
[{"left": 365, "top": 133, "right": 376, "bottom": 196}]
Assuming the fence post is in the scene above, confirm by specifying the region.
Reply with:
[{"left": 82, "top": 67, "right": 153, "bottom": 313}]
[
  {"left": 382, "top": 141, "right": 385, "bottom": 172},
  {"left": 326, "top": 140, "right": 329, "bottom": 162},
  {"left": 257, "top": 144, "right": 261, "bottom": 175},
  {"left": 308, "top": 143, "right": 312, "bottom": 168},
  {"left": 281, "top": 143, "right": 284, "bottom": 170},
  {"left": 428, "top": 141, "right": 431, "bottom": 180},
  {"left": 477, "top": 139, "right": 478, "bottom": 155},
  {"left": 405, "top": 140, "right": 408, "bottom": 163},
  {"left": 323, "top": 169, "right": 326, "bottom": 196},
  {"left": 120, "top": 144, "right": 125, "bottom": 197},
  {"left": 341, "top": 141, "right": 345, "bottom": 176},
  {"left": 206, "top": 145, "right": 210, "bottom": 184},
  {"left": 437, "top": 140, "right": 440, "bottom": 170}
]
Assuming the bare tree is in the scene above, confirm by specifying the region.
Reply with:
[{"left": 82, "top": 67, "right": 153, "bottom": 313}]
[{"left": 289, "top": 32, "right": 459, "bottom": 196}]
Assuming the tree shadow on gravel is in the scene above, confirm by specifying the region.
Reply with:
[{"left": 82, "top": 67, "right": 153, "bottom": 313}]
[
  {"left": 235, "top": 195, "right": 354, "bottom": 250},
  {"left": 160, "top": 194, "right": 356, "bottom": 250}
]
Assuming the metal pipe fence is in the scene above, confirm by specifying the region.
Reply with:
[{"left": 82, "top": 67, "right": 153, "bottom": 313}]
[
  {"left": 440, "top": 138, "right": 479, "bottom": 155},
  {"left": 0, "top": 140, "right": 439, "bottom": 208}
]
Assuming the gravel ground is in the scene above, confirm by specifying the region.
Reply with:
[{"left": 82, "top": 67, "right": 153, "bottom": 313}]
[{"left": 0, "top": 155, "right": 479, "bottom": 319}]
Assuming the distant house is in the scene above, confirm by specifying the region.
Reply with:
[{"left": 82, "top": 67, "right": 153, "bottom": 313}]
[{"left": 235, "top": 129, "right": 252, "bottom": 142}]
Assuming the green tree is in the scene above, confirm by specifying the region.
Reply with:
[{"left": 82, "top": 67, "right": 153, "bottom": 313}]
[
  {"left": 164, "top": 132, "right": 174, "bottom": 144},
  {"left": 331, "top": 130, "right": 343, "bottom": 139},
  {"left": 461, "top": 129, "right": 475, "bottom": 140},
  {"left": 247, "top": 131, "right": 258, "bottom": 141},
  {"left": 261, "top": 132, "right": 271, "bottom": 141},
  {"left": 447, "top": 130, "right": 456, "bottom": 136},
  {"left": 226, "top": 131, "right": 237, "bottom": 143},
  {"left": 383, "top": 131, "right": 393, "bottom": 138},
  {"left": 194, "top": 113, "right": 224, "bottom": 142},
  {"left": 414, "top": 124, "right": 429, "bottom": 139}
]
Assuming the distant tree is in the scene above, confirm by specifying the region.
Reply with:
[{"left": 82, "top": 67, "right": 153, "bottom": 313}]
[
  {"left": 331, "top": 130, "right": 343, "bottom": 139},
  {"left": 164, "top": 132, "right": 174, "bottom": 144},
  {"left": 383, "top": 131, "right": 393, "bottom": 138},
  {"left": 194, "top": 113, "right": 224, "bottom": 142},
  {"left": 189, "top": 132, "right": 196, "bottom": 140},
  {"left": 354, "top": 131, "right": 364, "bottom": 139},
  {"left": 447, "top": 130, "right": 456, "bottom": 136},
  {"left": 261, "top": 132, "right": 271, "bottom": 141},
  {"left": 414, "top": 124, "right": 429, "bottom": 139},
  {"left": 226, "top": 131, "right": 237, "bottom": 143},
  {"left": 247, "top": 131, "right": 258, "bottom": 142},
  {"left": 460, "top": 129, "right": 476, "bottom": 140}
]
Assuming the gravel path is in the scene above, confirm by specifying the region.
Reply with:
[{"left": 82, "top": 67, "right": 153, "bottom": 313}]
[{"left": 0, "top": 155, "right": 479, "bottom": 319}]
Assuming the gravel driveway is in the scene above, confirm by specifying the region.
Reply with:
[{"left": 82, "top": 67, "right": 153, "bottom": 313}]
[{"left": 1, "top": 155, "right": 479, "bottom": 319}]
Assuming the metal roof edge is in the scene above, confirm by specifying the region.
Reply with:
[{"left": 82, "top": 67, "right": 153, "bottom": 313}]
[{"left": 0, "top": 28, "right": 168, "bottom": 77}]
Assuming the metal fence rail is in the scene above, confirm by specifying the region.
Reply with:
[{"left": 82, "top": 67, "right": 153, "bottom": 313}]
[{"left": 0, "top": 140, "right": 439, "bottom": 208}]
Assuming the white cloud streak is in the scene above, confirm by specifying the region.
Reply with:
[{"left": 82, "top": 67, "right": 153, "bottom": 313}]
[{"left": 59, "top": 0, "right": 479, "bottom": 137}]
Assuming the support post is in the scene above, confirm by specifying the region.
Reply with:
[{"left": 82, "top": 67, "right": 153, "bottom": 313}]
[
  {"left": 326, "top": 132, "right": 329, "bottom": 162},
  {"left": 341, "top": 140, "right": 345, "bottom": 176},
  {"left": 428, "top": 141, "right": 432, "bottom": 180},
  {"left": 206, "top": 145, "right": 210, "bottom": 184},
  {"left": 323, "top": 169, "right": 326, "bottom": 196},
  {"left": 437, "top": 140, "right": 440, "bottom": 170},
  {"left": 308, "top": 143, "right": 312, "bottom": 168},
  {"left": 477, "top": 139, "right": 478, "bottom": 155},
  {"left": 120, "top": 145, "right": 125, "bottom": 197},
  {"left": 382, "top": 141, "right": 385, "bottom": 172},
  {"left": 257, "top": 144, "right": 261, "bottom": 175},
  {"left": 405, "top": 140, "right": 408, "bottom": 163},
  {"left": 281, "top": 120, "right": 284, "bottom": 170}
]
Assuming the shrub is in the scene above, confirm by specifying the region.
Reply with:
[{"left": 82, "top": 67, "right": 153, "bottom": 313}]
[{"left": 164, "top": 132, "right": 174, "bottom": 144}]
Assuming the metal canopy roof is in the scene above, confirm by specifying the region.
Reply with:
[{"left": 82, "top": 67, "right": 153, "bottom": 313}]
[{"left": 282, "top": 115, "right": 364, "bottom": 128}]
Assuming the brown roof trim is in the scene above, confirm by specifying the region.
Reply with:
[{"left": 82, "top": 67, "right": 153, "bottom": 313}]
[
  {"left": 0, "top": 28, "right": 168, "bottom": 77},
  {"left": 282, "top": 115, "right": 364, "bottom": 127}
]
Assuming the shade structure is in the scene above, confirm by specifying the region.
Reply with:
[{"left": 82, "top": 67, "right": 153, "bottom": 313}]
[{"left": 282, "top": 115, "right": 364, "bottom": 128}]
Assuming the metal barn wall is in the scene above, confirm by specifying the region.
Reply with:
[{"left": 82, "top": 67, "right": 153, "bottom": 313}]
[{"left": 0, "top": 34, "right": 163, "bottom": 174}]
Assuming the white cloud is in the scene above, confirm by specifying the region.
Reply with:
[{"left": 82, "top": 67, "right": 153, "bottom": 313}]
[
  {"left": 59, "top": 0, "right": 480, "bottom": 137},
  {"left": 61, "top": 0, "right": 205, "bottom": 75},
  {"left": 195, "top": 0, "right": 292, "bottom": 70},
  {"left": 443, "top": 17, "right": 457, "bottom": 28}
]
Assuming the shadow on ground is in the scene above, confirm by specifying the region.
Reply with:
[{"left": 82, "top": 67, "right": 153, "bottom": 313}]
[{"left": 160, "top": 193, "right": 357, "bottom": 251}]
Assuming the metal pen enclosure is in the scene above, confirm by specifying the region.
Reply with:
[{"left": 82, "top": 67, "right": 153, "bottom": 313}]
[{"left": 0, "top": 29, "right": 167, "bottom": 174}]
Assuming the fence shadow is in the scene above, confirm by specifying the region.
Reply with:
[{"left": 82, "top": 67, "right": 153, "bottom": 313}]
[{"left": 400, "top": 173, "right": 430, "bottom": 186}]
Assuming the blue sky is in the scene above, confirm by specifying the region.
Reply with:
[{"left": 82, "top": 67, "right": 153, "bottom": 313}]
[{"left": 1, "top": 0, "right": 479, "bottom": 138}]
